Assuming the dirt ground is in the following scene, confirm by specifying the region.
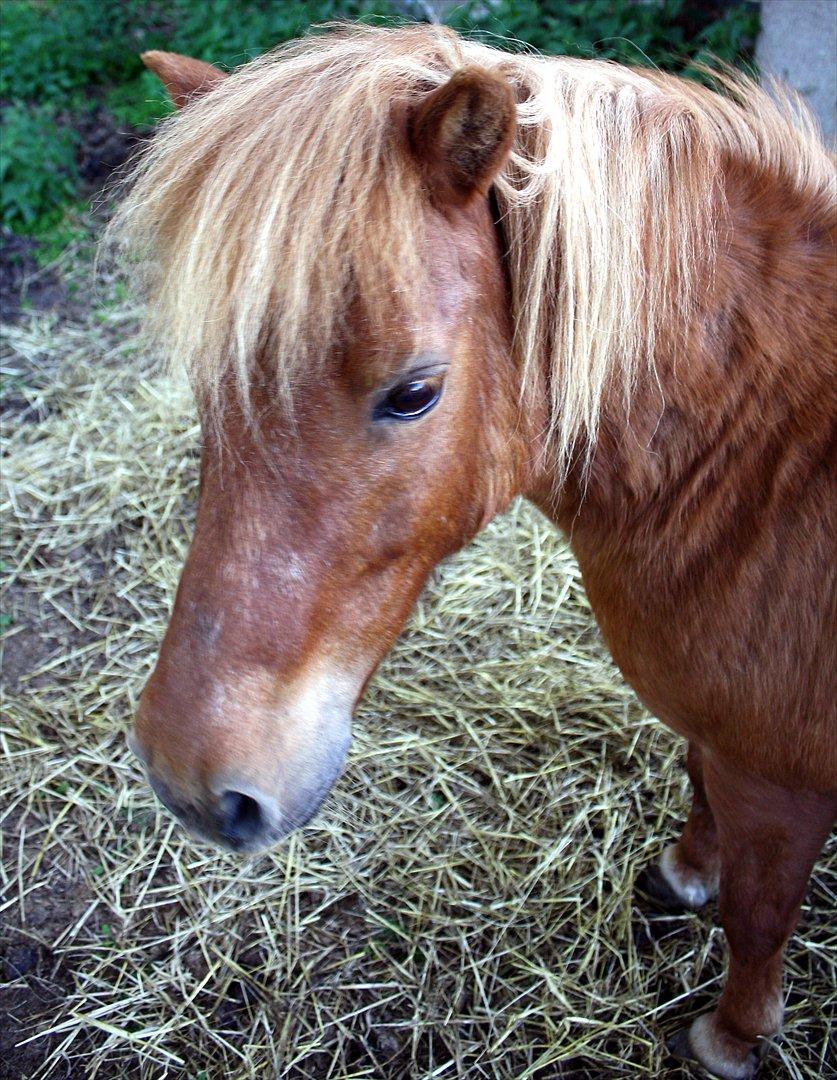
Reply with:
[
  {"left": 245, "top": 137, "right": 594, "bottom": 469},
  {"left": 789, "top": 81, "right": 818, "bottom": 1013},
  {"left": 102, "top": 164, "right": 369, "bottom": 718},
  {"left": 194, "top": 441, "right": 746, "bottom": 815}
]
[{"left": 1, "top": 235, "right": 835, "bottom": 1078}]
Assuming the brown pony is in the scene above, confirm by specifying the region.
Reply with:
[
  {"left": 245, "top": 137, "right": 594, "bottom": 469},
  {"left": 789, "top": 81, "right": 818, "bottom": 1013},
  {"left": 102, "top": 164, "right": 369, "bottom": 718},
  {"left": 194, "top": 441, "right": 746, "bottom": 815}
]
[{"left": 116, "top": 25, "right": 836, "bottom": 1080}]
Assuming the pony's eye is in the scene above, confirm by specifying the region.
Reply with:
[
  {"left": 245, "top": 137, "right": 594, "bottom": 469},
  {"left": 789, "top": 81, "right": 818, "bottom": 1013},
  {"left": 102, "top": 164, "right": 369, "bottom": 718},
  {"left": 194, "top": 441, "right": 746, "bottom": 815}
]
[{"left": 376, "top": 376, "right": 443, "bottom": 421}]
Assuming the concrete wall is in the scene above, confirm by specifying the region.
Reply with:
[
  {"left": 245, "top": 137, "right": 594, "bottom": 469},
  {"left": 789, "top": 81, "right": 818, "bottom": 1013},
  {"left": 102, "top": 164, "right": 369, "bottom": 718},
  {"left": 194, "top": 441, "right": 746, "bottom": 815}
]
[{"left": 757, "top": 0, "right": 836, "bottom": 139}]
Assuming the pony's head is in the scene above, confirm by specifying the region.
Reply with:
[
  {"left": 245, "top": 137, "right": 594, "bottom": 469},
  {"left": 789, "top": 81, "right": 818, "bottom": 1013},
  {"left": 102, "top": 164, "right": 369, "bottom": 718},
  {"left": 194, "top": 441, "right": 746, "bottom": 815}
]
[
  {"left": 118, "top": 23, "right": 766, "bottom": 851},
  {"left": 123, "top": 30, "right": 534, "bottom": 851}
]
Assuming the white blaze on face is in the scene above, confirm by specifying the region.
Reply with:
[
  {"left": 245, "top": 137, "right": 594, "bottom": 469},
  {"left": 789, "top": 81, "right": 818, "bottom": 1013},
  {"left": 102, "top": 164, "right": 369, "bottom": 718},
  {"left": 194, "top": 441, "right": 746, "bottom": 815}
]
[{"left": 197, "top": 657, "right": 363, "bottom": 816}]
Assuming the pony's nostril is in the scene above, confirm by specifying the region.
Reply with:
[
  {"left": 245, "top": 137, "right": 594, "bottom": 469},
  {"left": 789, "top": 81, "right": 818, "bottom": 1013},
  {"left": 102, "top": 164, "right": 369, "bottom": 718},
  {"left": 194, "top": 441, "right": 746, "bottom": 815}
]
[{"left": 217, "top": 790, "right": 266, "bottom": 847}]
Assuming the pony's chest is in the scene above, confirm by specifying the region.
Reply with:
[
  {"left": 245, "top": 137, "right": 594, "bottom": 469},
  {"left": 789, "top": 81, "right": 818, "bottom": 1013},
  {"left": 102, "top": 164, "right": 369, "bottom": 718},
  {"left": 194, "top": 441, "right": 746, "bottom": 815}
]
[{"left": 564, "top": 519, "right": 836, "bottom": 788}]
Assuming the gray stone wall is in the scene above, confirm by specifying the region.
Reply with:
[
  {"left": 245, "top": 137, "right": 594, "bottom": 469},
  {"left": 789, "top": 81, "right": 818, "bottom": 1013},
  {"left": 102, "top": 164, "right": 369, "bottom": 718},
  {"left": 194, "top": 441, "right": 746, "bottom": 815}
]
[{"left": 756, "top": 0, "right": 836, "bottom": 139}]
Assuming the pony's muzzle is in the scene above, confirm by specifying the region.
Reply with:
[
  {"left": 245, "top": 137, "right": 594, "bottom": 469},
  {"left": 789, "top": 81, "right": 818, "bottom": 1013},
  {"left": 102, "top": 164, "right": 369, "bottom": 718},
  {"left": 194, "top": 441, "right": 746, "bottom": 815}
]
[{"left": 127, "top": 725, "right": 349, "bottom": 853}]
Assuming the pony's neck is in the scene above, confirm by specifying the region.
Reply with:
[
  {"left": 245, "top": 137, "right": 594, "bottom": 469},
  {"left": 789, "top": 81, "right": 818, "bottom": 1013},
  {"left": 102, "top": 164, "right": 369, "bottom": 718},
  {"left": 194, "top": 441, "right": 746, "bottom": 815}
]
[{"left": 526, "top": 150, "right": 836, "bottom": 537}]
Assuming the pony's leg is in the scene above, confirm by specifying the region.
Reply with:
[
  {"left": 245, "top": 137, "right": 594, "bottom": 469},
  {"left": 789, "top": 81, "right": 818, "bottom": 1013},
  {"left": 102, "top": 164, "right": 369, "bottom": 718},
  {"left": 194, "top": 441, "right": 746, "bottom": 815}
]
[
  {"left": 638, "top": 742, "right": 719, "bottom": 909},
  {"left": 669, "top": 755, "right": 836, "bottom": 1080}
]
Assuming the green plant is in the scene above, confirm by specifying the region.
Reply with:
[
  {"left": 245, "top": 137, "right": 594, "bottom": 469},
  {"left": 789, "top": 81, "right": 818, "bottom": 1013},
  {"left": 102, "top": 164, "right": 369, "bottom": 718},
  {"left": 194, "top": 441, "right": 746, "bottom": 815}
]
[
  {"left": 105, "top": 69, "right": 173, "bottom": 129},
  {"left": 0, "top": 0, "right": 397, "bottom": 107},
  {"left": 0, "top": 1, "right": 138, "bottom": 102},
  {"left": 102, "top": 1, "right": 399, "bottom": 127},
  {"left": 448, "top": 0, "right": 759, "bottom": 73},
  {"left": 0, "top": 102, "right": 80, "bottom": 233}
]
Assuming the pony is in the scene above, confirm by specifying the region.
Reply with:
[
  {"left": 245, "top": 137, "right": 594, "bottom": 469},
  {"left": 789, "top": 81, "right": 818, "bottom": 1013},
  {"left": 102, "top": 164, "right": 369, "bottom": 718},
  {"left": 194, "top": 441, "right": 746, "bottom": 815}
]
[{"left": 115, "top": 25, "right": 836, "bottom": 1079}]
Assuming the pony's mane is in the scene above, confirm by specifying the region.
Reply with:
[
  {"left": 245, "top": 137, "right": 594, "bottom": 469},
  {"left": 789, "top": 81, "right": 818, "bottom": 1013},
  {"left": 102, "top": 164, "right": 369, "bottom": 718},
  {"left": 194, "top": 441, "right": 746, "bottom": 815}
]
[{"left": 111, "top": 23, "right": 835, "bottom": 468}]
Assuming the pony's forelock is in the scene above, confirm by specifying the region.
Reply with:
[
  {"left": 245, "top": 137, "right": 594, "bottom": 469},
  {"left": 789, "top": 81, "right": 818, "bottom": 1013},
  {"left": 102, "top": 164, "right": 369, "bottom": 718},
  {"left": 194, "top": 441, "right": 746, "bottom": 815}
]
[{"left": 109, "top": 23, "right": 834, "bottom": 472}]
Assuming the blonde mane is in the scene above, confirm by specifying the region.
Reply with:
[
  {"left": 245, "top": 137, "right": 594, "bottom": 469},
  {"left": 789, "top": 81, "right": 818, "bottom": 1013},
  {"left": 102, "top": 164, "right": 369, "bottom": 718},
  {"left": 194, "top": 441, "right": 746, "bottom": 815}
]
[{"left": 111, "top": 23, "right": 835, "bottom": 469}]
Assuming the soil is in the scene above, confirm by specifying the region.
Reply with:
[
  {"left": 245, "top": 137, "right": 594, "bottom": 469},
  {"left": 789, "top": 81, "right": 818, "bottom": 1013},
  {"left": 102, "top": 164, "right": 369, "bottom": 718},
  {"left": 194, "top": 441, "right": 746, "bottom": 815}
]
[
  {"left": 0, "top": 813, "right": 88, "bottom": 1080},
  {"left": 1, "top": 106, "right": 145, "bottom": 1078},
  {"left": 0, "top": 229, "right": 65, "bottom": 323},
  {"left": 74, "top": 107, "right": 141, "bottom": 188}
]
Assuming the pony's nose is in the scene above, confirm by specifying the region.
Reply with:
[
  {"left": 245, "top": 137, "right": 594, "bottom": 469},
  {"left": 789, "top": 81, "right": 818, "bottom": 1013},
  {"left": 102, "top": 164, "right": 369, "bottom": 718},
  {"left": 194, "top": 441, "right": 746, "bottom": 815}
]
[
  {"left": 133, "top": 753, "right": 281, "bottom": 852},
  {"left": 217, "top": 789, "right": 267, "bottom": 848}
]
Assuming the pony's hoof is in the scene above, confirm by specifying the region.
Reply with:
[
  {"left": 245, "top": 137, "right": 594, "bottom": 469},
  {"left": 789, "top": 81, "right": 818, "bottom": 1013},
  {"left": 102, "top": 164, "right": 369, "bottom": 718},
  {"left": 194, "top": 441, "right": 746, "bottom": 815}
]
[
  {"left": 635, "top": 861, "right": 689, "bottom": 912},
  {"left": 667, "top": 1015, "right": 761, "bottom": 1079}
]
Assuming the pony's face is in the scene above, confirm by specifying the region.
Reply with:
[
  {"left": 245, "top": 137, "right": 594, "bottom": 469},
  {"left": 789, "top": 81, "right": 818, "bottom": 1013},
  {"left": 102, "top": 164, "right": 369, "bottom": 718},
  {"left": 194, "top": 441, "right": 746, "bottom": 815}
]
[{"left": 131, "top": 57, "right": 527, "bottom": 851}]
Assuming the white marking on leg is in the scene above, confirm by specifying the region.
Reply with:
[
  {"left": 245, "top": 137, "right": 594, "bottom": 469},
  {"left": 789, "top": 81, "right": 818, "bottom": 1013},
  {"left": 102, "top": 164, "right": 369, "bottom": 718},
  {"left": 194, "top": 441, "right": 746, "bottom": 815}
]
[
  {"left": 760, "top": 990, "right": 785, "bottom": 1037},
  {"left": 689, "top": 1013, "right": 756, "bottom": 1080},
  {"left": 659, "top": 843, "right": 719, "bottom": 908},
  {"left": 688, "top": 994, "right": 783, "bottom": 1080}
]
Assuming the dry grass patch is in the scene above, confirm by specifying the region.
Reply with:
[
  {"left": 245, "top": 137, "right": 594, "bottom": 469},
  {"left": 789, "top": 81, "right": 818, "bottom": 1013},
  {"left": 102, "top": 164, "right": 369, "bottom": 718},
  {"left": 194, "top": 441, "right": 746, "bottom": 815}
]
[{"left": 1, "top": 260, "right": 834, "bottom": 1079}]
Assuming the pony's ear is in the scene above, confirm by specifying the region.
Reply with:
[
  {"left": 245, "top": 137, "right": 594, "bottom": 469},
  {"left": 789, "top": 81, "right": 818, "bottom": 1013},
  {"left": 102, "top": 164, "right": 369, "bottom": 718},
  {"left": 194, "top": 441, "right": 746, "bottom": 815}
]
[
  {"left": 408, "top": 67, "right": 516, "bottom": 207},
  {"left": 140, "top": 50, "right": 227, "bottom": 109}
]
